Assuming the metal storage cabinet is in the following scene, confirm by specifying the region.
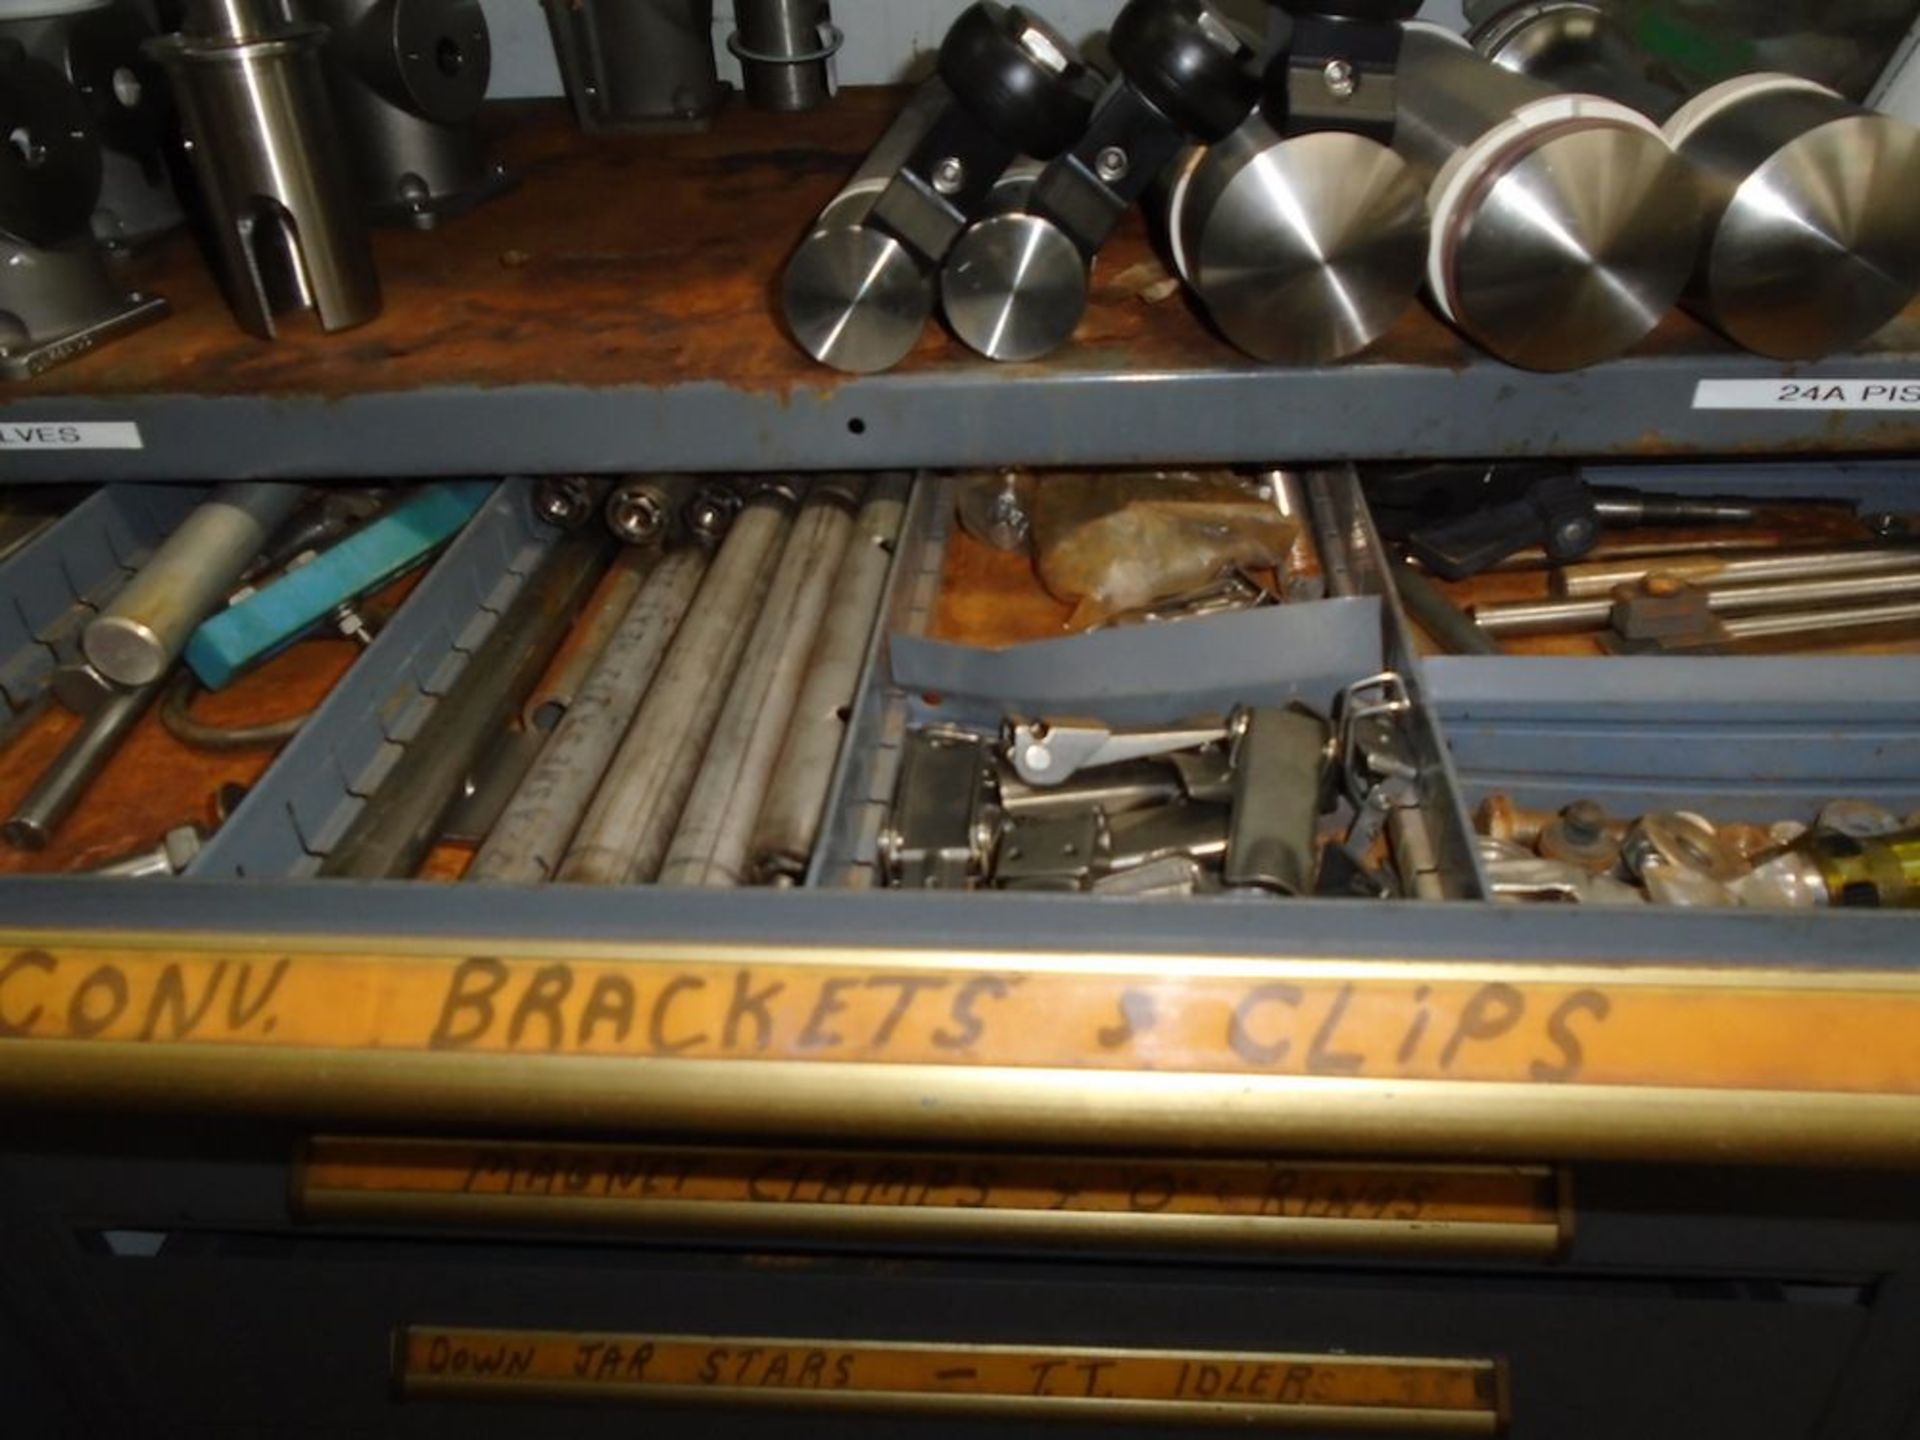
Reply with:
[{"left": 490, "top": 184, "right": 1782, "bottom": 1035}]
[{"left": 4, "top": 93, "right": 1920, "bottom": 1439}]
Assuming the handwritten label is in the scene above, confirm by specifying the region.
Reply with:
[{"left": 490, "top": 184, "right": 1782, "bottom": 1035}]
[
  {"left": 3, "top": 939, "right": 1920, "bottom": 1097},
  {"left": 1692, "top": 379, "right": 1920, "bottom": 411},
  {"left": 0, "top": 422, "right": 144, "bottom": 450},
  {"left": 299, "top": 1139, "right": 1563, "bottom": 1255},
  {"left": 398, "top": 1327, "right": 1504, "bottom": 1431}
]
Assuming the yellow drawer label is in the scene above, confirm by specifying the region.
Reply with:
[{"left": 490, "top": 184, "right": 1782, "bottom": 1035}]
[
  {"left": 4, "top": 938, "right": 1920, "bottom": 1092},
  {"left": 300, "top": 1138, "right": 1566, "bottom": 1257},
  {"left": 397, "top": 1326, "right": 1505, "bottom": 1432}
]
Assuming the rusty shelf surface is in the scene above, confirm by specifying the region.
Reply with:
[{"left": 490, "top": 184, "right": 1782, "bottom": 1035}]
[{"left": 5, "top": 91, "right": 1920, "bottom": 480}]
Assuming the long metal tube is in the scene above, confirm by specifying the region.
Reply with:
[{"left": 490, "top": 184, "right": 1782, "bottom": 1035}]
[
  {"left": 748, "top": 476, "right": 907, "bottom": 883},
  {"left": 318, "top": 526, "right": 613, "bottom": 879},
  {"left": 83, "top": 482, "right": 310, "bottom": 687},
  {"left": 1474, "top": 2, "right": 1920, "bottom": 359},
  {"left": 1391, "top": 554, "right": 1502, "bottom": 656},
  {"left": 558, "top": 489, "right": 796, "bottom": 885},
  {"left": 520, "top": 546, "right": 658, "bottom": 730},
  {"left": 1393, "top": 24, "right": 1698, "bottom": 372},
  {"left": 659, "top": 481, "right": 864, "bottom": 887},
  {"left": 781, "top": 80, "right": 947, "bottom": 373},
  {"left": 3, "top": 679, "right": 159, "bottom": 850},
  {"left": 467, "top": 545, "right": 708, "bottom": 884},
  {"left": 1474, "top": 569, "right": 1920, "bottom": 637},
  {"left": 1725, "top": 601, "right": 1920, "bottom": 644},
  {"left": 1557, "top": 546, "right": 1920, "bottom": 600}
]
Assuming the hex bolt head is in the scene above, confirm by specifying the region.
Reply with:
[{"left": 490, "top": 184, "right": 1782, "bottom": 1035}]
[
  {"left": 1323, "top": 58, "right": 1357, "bottom": 99},
  {"left": 1095, "top": 146, "right": 1130, "bottom": 183},
  {"left": 534, "top": 477, "right": 594, "bottom": 530}
]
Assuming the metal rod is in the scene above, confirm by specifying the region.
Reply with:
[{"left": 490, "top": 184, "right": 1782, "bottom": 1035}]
[
  {"left": 318, "top": 526, "right": 613, "bottom": 879},
  {"left": 4, "top": 680, "right": 161, "bottom": 850},
  {"left": 1304, "top": 470, "right": 1358, "bottom": 600},
  {"left": 1724, "top": 601, "right": 1920, "bottom": 643},
  {"left": 660, "top": 480, "right": 864, "bottom": 887},
  {"left": 83, "top": 483, "right": 310, "bottom": 687},
  {"left": 1556, "top": 546, "right": 1920, "bottom": 599},
  {"left": 1475, "top": 568, "right": 1920, "bottom": 636},
  {"left": 749, "top": 476, "right": 908, "bottom": 883},
  {"left": 1391, "top": 555, "right": 1502, "bottom": 656},
  {"left": 521, "top": 546, "right": 658, "bottom": 731},
  {"left": 468, "top": 545, "right": 708, "bottom": 884},
  {"left": 558, "top": 489, "right": 797, "bottom": 885}
]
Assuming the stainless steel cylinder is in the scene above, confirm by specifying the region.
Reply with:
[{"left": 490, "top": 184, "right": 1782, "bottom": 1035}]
[
  {"left": 83, "top": 482, "right": 309, "bottom": 687},
  {"left": 542, "top": 0, "right": 720, "bottom": 132},
  {"left": 558, "top": 488, "right": 796, "bottom": 885},
  {"left": 468, "top": 545, "right": 707, "bottom": 884},
  {"left": 0, "top": 0, "right": 184, "bottom": 246},
  {"left": 749, "top": 474, "right": 906, "bottom": 883},
  {"left": 320, "top": 525, "right": 613, "bottom": 879},
  {"left": 1474, "top": 568, "right": 1920, "bottom": 636},
  {"left": 148, "top": 0, "right": 382, "bottom": 336},
  {"left": 1167, "top": 113, "right": 1428, "bottom": 367},
  {"left": 781, "top": 79, "right": 947, "bottom": 373},
  {"left": 1557, "top": 546, "right": 1920, "bottom": 600},
  {"left": 307, "top": 0, "right": 506, "bottom": 228},
  {"left": 659, "top": 479, "right": 862, "bottom": 887},
  {"left": 1395, "top": 23, "right": 1698, "bottom": 372},
  {"left": 939, "top": 159, "right": 1087, "bottom": 363},
  {"left": 1476, "top": 2, "right": 1920, "bottom": 359},
  {"left": 3, "top": 677, "right": 157, "bottom": 850},
  {"left": 730, "top": 0, "right": 837, "bottom": 113}
]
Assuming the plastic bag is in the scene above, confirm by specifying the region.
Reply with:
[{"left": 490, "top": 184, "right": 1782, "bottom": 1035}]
[{"left": 1029, "top": 472, "right": 1298, "bottom": 630}]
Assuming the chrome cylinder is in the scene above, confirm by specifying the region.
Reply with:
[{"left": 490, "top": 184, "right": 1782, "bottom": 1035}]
[
  {"left": 148, "top": 0, "right": 382, "bottom": 336},
  {"left": 84, "top": 482, "right": 310, "bottom": 687},
  {"left": 558, "top": 488, "right": 796, "bottom": 885},
  {"left": 781, "top": 80, "right": 947, "bottom": 373},
  {"left": 940, "top": 159, "right": 1088, "bottom": 363},
  {"left": 469, "top": 545, "right": 707, "bottom": 884},
  {"left": 1167, "top": 113, "right": 1427, "bottom": 366},
  {"left": 660, "top": 479, "right": 863, "bottom": 887},
  {"left": 1395, "top": 23, "right": 1698, "bottom": 372},
  {"left": 748, "top": 475, "right": 910, "bottom": 883},
  {"left": 730, "top": 0, "right": 836, "bottom": 112},
  {"left": 1474, "top": 568, "right": 1920, "bottom": 636},
  {"left": 1475, "top": 2, "right": 1920, "bottom": 359},
  {"left": 1557, "top": 546, "right": 1920, "bottom": 600}
]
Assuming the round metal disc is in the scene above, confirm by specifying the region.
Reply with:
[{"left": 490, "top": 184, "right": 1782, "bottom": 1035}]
[
  {"left": 1447, "top": 123, "right": 1698, "bottom": 372},
  {"left": 389, "top": 0, "right": 491, "bottom": 124},
  {"left": 782, "top": 222, "right": 934, "bottom": 374},
  {"left": 0, "top": 49, "right": 102, "bottom": 247},
  {"left": 1181, "top": 124, "right": 1427, "bottom": 366},
  {"left": 941, "top": 212, "right": 1087, "bottom": 361},
  {"left": 1700, "top": 113, "right": 1920, "bottom": 359}
]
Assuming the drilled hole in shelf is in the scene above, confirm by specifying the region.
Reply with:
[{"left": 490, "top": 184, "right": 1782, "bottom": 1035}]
[{"left": 847, "top": 418, "right": 867, "bottom": 435}]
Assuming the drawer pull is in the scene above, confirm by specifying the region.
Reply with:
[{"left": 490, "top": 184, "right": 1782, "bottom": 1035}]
[
  {"left": 397, "top": 1326, "right": 1506, "bottom": 1432},
  {"left": 299, "top": 1138, "right": 1568, "bottom": 1258}
]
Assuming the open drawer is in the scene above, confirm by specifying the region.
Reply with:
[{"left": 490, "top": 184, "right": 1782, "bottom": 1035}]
[{"left": 0, "top": 468, "right": 1912, "bottom": 1171}]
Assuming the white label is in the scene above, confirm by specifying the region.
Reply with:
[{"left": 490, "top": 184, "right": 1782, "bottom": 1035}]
[
  {"left": 1693, "top": 379, "right": 1920, "bottom": 411},
  {"left": 0, "top": 422, "right": 145, "bottom": 451}
]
